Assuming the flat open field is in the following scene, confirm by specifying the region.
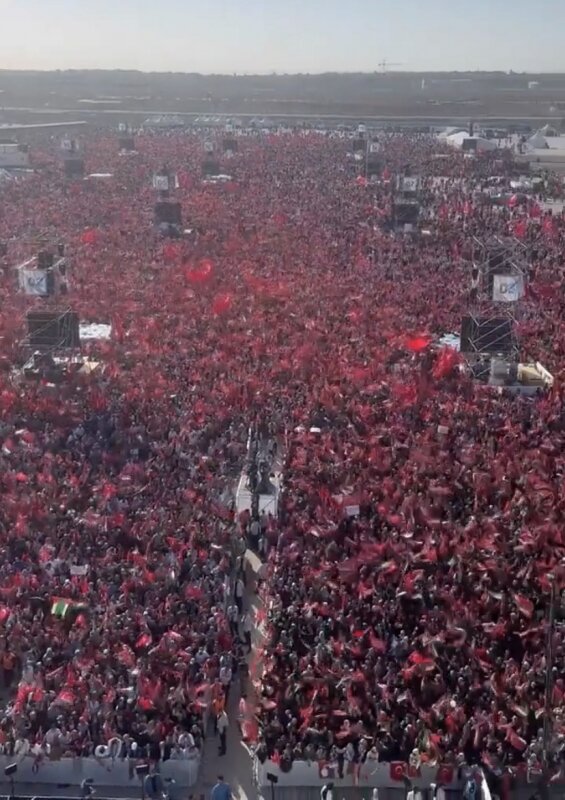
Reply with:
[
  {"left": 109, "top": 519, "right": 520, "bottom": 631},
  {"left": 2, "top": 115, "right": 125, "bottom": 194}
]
[{"left": 2, "top": 69, "right": 565, "bottom": 125}]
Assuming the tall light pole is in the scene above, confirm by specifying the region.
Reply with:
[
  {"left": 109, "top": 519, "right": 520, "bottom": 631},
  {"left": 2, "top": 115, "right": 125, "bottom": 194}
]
[{"left": 542, "top": 576, "right": 557, "bottom": 770}]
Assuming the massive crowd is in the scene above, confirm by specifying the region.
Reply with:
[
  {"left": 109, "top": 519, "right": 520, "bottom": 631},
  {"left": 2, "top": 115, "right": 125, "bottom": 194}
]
[{"left": 0, "top": 129, "right": 564, "bottom": 778}]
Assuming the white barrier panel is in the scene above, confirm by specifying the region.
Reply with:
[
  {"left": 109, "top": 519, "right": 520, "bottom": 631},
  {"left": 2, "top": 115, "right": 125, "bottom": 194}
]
[
  {"left": 479, "top": 769, "right": 492, "bottom": 800},
  {"left": 0, "top": 754, "right": 200, "bottom": 789},
  {"left": 256, "top": 760, "right": 461, "bottom": 790}
]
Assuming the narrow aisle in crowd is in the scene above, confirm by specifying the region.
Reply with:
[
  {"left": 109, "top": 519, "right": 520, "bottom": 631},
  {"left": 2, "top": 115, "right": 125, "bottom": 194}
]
[{"left": 196, "top": 560, "right": 264, "bottom": 800}]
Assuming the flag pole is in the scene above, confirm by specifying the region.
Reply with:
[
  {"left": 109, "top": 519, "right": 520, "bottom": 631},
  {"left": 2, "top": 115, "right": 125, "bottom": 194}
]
[{"left": 542, "top": 576, "right": 557, "bottom": 770}]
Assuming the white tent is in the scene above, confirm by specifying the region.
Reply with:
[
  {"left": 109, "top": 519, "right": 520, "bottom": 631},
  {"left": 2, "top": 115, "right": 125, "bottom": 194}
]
[
  {"left": 438, "top": 126, "right": 465, "bottom": 140},
  {"left": 527, "top": 131, "right": 549, "bottom": 150},
  {"left": 445, "top": 132, "right": 498, "bottom": 152}
]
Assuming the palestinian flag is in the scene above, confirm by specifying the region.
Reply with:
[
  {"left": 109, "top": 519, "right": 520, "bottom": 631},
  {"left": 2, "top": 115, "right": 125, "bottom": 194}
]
[
  {"left": 51, "top": 598, "right": 88, "bottom": 620},
  {"left": 51, "top": 599, "right": 71, "bottom": 618}
]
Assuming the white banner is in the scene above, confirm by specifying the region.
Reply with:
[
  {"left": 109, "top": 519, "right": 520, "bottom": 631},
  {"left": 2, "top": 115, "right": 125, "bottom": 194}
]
[
  {"left": 19, "top": 268, "right": 49, "bottom": 296},
  {"left": 345, "top": 504, "right": 360, "bottom": 517},
  {"left": 402, "top": 176, "right": 419, "bottom": 193},
  {"left": 152, "top": 174, "right": 169, "bottom": 191},
  {"left": 492, "top": 274, "right": 524, "bottom": 302},
  {"left": 369, "top": 142, "right": 380, "bottom": 154}
]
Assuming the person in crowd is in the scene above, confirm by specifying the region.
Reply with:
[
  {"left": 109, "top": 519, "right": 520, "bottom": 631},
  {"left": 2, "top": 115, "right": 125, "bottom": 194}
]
[
  {"left": 226, "top": 602, "right": 239, "bottom": 639},
  {"left": 219, "top": 660, "right": 233, "bottom": 705},
  {"left": 234, "top": 573, "right": 246, "bottom": 615},
  {"left": 217, "top": 709, "right": 229, "bottom": 757},
  {"left": 241, "top": 612, "right": 253, "bottom": 653},
  {"left": 249, "top": 517, "right": 261, "bottom": 552},
  {"left": 211, "top": 775, "right": 232, "bottom": 800}
]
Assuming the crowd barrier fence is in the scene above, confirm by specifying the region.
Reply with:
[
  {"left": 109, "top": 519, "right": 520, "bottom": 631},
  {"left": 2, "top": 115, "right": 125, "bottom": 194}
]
[
  {"left": 0, "top": 753, "right": 200, "bottom": 791},
  {"left": 255, "top": 759, "right": 461, "bottom": 791},
  {"left": 255, "top": 759, "right": 565, "bottom": 800}
]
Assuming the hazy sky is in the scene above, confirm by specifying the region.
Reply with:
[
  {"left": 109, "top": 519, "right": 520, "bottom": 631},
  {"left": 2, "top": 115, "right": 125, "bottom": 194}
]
[{"left": 1, "top": 0, "right": 564, "bottom": 74}]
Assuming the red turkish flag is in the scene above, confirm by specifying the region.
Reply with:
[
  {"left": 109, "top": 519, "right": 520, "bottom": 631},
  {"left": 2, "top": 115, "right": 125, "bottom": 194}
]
[
  {"left": 212, "top": 292, "right": 233, "bottom": 316},
  {"left": 135, "top": 633, "right": 152, "bottom": 649},
  {"left": 318, "top": 761, "right": 336, "bottom": 779},
  {"left": 513, "top": 593, "right": 534, "bottom": 619},
  {"left": 542, "top": 217, "right": 556, "bottom": 238},
  {"left": 55, "top": 689, "right": 75, "bottom": 705},
  {"left": 512, "top": 219, "right": 527, "bottom": 239},
  {"left": 117, "top": 645, "right": 136, "bottom": 667},
  {"left": 390, "top": 762, "right": 406, "bottom": 781},
  {"left": 409, "top": 651, "right": 434, "bottom": 666},
  {"left": 406, "top": 335, "right": 431, "bottom": 353},
  {"left": 433, "top": 347, "right": 460, "bottom": 379},
  {"left": 507, "top": 729, "right": 528, "bottom": 751},
  {"left": 185, "top": 585, "right": 204, "bottom": 601},
  {"left": 81, "top": 228, "right": 98, "bottom": 245},
  {"left": 436, "top": 765, "right": 454, "bottom": 785}
]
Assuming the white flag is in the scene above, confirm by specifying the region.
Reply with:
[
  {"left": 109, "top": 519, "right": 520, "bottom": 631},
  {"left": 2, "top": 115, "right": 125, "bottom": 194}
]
[
  {"left": 492, "top": 274, "right": 524, "bottom": 302},
  {"left": 20, "top": 269, "right": 48, "bottom": 296}
]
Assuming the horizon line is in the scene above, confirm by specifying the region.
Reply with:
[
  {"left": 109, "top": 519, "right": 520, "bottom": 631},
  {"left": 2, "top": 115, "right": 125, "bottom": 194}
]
[{"left": 2, "top": 67, "right": 565, "bottom": 77}]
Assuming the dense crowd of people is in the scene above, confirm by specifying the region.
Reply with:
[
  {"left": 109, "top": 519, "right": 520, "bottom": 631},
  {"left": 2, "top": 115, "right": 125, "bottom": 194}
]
[{"left": 0, "top": 128, "right": 564, "bottom": 779}]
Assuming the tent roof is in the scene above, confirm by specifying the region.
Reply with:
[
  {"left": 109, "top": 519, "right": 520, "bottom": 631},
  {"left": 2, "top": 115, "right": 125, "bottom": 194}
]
[
  {"left": 438, "top": 126, "right": 465, "bottom": 139},
  {"left": 527, "top": 132, "right": 548, "bottom": 149},
  {"left": 445, "top": 132, "right": 497, "bottom": 150}
]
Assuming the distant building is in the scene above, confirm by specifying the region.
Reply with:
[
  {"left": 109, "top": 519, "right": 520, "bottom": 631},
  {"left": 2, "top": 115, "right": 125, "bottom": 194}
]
[
  {"left": 438, "top": 126, "right": 465, "bottom": 139},
  {"left": 444, "top": 132, "right": 498, "bottom": 152},
  {"left": 143, "top": 116, "right": 185, "bottom": 129}
]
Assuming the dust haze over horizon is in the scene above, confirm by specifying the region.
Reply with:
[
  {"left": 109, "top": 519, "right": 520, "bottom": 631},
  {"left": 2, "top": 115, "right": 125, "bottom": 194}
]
[{"left": 1, "top": 0, "right": 565, "bottom": 75}]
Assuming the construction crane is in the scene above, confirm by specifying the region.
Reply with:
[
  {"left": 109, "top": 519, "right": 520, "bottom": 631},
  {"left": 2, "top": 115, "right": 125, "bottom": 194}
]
[{"left": 378, "top": 59, "right": 403, "bottom": 73}]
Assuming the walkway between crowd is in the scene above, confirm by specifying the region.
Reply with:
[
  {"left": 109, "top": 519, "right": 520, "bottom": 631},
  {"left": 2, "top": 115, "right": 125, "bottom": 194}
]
[{"left": 195, "top": 568, "right": 263, "bottom": 800}]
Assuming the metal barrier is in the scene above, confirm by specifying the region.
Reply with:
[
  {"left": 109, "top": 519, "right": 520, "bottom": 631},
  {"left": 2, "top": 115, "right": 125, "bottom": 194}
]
[
  {"left": 256, "top": 760, "right": 565, "bottom": 800},
  {"left": 0, "top": 754, "right": 199, "bottom": 794},
  {"left": 255, "top": 759, "right": 461, "bottom": 791}
]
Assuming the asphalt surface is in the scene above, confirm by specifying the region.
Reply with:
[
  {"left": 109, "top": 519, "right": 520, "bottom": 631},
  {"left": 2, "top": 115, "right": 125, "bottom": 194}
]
[{"left": 0, "top": 105, "right": 559, "bottom": 124}]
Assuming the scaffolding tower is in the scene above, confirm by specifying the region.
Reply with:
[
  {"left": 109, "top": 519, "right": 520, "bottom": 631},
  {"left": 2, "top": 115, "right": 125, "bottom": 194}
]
[
  {"left": 392, "top": 172, "right": 421, "bottom": 232},
  {"left": 461, "top": 235, "right": 528, "bottom": 364},
  {"left": 152, "top": 167, "right": 182, "bottom": 236}
]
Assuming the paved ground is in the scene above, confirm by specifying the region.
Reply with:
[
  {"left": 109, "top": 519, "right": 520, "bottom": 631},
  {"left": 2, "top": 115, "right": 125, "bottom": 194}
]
[{"left": 1, "top": 105, "right": 562, "bottom": 123}]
